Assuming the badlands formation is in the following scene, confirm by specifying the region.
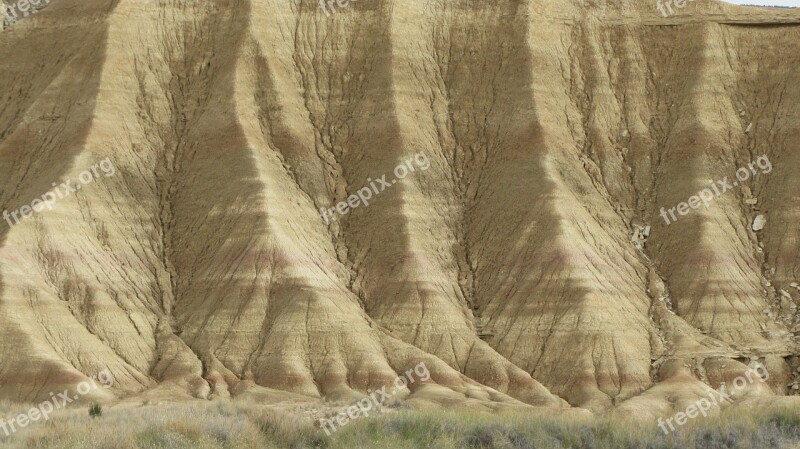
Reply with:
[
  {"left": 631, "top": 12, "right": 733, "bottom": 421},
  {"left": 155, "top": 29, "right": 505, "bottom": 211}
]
[{"left": 0, "top": 0, "right": 799, "bottom": 422}]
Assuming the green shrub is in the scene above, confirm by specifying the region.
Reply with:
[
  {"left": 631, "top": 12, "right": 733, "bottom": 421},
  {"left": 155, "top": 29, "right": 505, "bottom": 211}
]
[{"left": 89, "top": 403, "right": 103, "bottom": 418}]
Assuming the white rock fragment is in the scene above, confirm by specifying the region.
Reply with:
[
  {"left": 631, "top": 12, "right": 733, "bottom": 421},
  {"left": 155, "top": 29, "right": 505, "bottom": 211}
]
[
  {"left": 767, "top": 330, "right": 783, "bottom": 338},
  {"left": 622, "top": 129, "right": 630, "bottom": 138},
  {"left": 631, "top": 224, "right": 653, "bottom": 251},
  {"left": 752, "top": 215, "right": 766, "bottom": 231},
  {"left": 745, "top": 198, "right": 758, "bottom": 205},
  {"left": 745, "top": 123, "right": 753, "bottom": 134}
]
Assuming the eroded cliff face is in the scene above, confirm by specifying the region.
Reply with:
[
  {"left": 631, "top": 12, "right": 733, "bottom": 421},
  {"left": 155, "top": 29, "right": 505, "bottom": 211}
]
[{"left": 0, "top": 0, "right": 799, "bottom": 418}]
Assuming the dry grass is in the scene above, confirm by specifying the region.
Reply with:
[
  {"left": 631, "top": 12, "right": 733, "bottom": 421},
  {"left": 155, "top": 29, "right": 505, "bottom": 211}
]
[
  {"left": 0, "top": 400, "right": 798, "bottom": 448},
  {"left": 1, "top": 402, "right": 265, "bottom": 449}
]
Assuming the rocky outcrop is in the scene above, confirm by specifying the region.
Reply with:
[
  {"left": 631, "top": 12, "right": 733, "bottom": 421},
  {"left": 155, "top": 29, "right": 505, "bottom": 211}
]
[{"left": 0, "top": 0, "right": 799, "bottom": 416}]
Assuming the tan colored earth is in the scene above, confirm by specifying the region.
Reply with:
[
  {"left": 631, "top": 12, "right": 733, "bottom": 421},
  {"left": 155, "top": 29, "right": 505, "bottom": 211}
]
[{"left": 1, "top": 0, "right": 799, "bottom": 422}]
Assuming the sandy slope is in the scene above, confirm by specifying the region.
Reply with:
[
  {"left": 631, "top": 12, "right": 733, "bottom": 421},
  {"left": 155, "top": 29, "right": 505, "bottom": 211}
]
[{"left": 0, "top": 0, "right": 798, "bottom": 418}]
